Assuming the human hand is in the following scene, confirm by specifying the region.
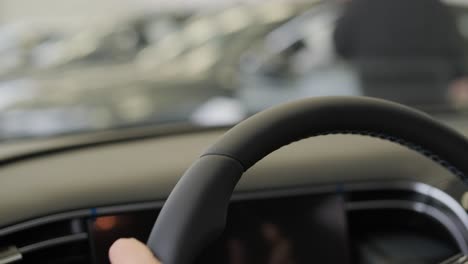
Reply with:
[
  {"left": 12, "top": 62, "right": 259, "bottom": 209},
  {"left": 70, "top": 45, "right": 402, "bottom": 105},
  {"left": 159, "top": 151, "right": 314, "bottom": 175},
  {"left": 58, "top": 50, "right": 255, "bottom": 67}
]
[
  {"left": 449, "top": 77, "right": 468, "bottom": 108},
  {"left": 109, "top": 238, "right": 161, "bottom": 264}
]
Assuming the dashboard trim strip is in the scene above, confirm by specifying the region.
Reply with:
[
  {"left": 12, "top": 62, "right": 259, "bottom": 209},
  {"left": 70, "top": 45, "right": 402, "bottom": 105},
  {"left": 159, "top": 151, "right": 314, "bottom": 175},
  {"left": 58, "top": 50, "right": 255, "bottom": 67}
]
[
  {"left": 18, "top": 233, "right": 88, "bottom": 254},
  {"left": 347, "top": 200, "right": 468, "bottom": 253},
  {"left": 1, "top": 181, "right": 467, "bottom": 244}
]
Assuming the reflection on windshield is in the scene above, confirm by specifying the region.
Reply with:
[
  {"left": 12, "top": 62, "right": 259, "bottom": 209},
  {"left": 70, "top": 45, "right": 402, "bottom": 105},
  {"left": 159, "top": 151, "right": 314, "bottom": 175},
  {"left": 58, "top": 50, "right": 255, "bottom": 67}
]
[{"left": 1, "top": 0, "right": 468, "bottom": 141}]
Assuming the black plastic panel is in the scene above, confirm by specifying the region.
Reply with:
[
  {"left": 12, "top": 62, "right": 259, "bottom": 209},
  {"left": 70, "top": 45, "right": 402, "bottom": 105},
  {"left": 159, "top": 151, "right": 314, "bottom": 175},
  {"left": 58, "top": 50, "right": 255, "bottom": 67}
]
[{"left": 91, "top": 193, "right": 349, "bottom": 264}]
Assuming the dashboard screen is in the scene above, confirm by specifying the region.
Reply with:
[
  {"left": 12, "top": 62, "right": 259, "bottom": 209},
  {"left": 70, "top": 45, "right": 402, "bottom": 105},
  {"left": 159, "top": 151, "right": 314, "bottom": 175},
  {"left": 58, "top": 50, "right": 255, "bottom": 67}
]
[{"left": 90, "top": 193, "right": 350, "bottom": 264}]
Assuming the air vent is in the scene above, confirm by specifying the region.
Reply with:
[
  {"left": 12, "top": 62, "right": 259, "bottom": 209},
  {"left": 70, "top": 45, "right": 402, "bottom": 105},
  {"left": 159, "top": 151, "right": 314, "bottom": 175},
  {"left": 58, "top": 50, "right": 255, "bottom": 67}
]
[{"left": 0, "top": 218, "right": 91, "bottom": 264}]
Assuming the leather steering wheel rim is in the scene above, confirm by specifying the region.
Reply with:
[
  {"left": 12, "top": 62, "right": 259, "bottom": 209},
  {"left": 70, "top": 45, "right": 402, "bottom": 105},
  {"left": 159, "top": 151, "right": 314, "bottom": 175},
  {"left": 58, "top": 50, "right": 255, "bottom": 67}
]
[{"left": 147, "top": 96, "right": 468, "bottom": 264}]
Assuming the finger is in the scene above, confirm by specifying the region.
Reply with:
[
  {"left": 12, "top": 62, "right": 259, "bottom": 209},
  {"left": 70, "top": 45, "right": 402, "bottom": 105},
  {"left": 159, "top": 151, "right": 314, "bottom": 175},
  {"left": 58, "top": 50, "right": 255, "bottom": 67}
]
[{"left": 109, "top": 238, "right": 161, "bottom": 264}]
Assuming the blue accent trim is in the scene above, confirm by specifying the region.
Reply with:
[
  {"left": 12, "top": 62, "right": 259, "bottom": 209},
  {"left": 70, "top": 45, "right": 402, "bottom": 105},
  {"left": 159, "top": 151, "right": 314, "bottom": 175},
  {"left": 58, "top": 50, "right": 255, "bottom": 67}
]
[{"left": 90, "top": 208, "right": 97, "bottom": 218}]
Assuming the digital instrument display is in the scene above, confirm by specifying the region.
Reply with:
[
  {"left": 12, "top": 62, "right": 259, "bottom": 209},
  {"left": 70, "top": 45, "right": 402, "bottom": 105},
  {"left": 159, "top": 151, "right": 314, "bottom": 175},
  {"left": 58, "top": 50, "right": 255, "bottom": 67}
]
[{"left": 90, "top": 193, "right": 350, "bottom": 264}]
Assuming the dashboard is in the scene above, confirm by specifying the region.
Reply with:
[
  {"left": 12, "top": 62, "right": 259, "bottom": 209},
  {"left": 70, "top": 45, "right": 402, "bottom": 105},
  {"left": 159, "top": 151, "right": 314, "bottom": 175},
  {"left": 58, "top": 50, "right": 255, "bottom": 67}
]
[
  {"left": 1, "top": 122, "right": 468, "bottom": 263},
  {"left": 1, "top": 181, "right": 467, "bottom": 264}
]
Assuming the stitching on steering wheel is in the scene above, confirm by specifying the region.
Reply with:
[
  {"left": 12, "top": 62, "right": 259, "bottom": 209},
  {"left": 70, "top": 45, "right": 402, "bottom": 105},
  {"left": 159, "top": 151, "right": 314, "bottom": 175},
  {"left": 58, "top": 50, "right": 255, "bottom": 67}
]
[
  {"left": 313, "top": 130, "right": 467, "bottom": 183},
  {"left": 203, "top": 130, "right": 466, "bottom": 183}
]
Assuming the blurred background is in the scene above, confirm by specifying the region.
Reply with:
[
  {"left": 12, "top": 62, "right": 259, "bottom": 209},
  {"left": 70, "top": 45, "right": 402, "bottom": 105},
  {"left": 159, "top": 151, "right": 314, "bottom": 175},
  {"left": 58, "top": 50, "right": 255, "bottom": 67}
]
[{"left": 1, "top": 0, "right": 468, "bottom": 141}]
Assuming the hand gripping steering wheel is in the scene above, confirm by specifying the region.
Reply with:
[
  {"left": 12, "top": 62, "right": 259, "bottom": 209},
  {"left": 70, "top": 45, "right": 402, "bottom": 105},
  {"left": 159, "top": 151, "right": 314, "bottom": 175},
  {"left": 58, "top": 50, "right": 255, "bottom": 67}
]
[{"left": 146, "top": 97, "right": 468, "bottom": 263}]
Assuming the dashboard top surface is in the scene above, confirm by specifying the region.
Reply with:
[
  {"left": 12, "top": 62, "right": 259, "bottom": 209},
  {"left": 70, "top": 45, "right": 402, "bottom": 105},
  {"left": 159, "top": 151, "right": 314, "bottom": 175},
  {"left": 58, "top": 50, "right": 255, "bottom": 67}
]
[{"left": 1, "top": 123, "right": 467, "bottom": 228}]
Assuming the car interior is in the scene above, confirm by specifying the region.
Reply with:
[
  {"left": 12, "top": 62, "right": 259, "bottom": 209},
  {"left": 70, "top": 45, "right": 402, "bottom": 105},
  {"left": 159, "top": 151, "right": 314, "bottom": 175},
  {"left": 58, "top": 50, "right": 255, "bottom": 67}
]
[{"left": 3, "top": 0, "right": 468, "bottom": 264}]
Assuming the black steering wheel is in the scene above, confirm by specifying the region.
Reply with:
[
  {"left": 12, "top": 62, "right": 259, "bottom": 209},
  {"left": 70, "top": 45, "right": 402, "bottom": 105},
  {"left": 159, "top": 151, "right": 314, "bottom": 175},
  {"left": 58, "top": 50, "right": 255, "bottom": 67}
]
[{"left": 146, "top": 96, "right": 468, "bottom": 264}]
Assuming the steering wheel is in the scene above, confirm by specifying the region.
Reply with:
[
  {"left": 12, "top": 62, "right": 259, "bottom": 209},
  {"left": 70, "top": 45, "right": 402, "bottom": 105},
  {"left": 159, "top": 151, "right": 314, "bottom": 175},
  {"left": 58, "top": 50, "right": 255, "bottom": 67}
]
[{"left": 146, "top": 96, "right": 468, "bottom": 264}]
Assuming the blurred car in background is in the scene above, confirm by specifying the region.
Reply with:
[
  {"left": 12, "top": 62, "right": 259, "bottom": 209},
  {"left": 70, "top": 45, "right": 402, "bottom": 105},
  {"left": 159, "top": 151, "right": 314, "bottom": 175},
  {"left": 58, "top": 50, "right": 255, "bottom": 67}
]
[
  {"left": 28, "top": 12, "right": 192, "bottom": 70},
  {"left": 2, "top": 0, "right": 468, "bottom": 141},
  {"left": 0, "top": 1, "right": 307, "bottom": 139}
]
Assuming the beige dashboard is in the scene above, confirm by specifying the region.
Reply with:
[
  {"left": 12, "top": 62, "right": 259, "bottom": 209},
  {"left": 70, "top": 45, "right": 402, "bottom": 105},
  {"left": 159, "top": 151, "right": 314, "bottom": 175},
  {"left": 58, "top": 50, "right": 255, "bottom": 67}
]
[{"left": 1, "top": 123, "right": 467, "bottom": 228}]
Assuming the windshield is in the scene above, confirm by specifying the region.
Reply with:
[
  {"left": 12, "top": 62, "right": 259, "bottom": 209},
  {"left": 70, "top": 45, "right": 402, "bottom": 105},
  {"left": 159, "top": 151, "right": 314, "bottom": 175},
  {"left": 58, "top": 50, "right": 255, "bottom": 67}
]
[{"left": 2, "top": 0, "right": 468, "bottom": 140}]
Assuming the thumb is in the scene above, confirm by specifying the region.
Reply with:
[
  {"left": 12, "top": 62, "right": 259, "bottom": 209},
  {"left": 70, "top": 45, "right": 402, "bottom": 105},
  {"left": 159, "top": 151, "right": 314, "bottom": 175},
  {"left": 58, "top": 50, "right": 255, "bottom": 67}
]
[{"left": 109, "top": 238, "right": 161, "bottom": 264}]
